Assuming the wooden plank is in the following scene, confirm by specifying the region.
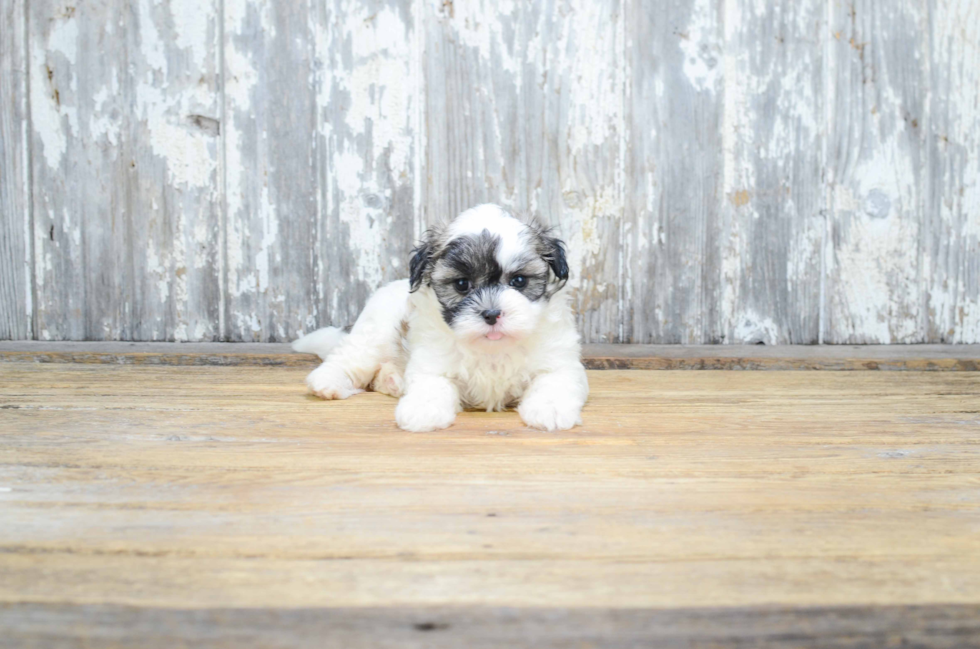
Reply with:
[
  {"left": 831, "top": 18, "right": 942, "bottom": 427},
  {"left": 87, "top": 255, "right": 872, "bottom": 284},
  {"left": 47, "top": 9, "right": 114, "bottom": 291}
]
[
  {"left": 312, "top": 0, "right": 418, "bottom": 332},
  {"left": 521, "top": 0, "right": 625, "bottom": 343},
  {"left": 422, "top": 0, "right": 524, "bottom": 222},
  {"left": 625, "top": 0, "right": 724, "bottom": 344},
  {"left": 423, "top": 0, "right": 624, "bottom": 343},
  {"left": 28, "top": 0, "right": 223, "bottom": 341},
  {"left": 1, "top": 364, "right": 979, "bottom": 649},
  {"left": 0, "top": 0, "right": 32, "bottom": 340},
  {"left": 2, "top": 603, "right": 980, "bottom": 649},
  {"left": 0, "top": 341, "right": 974, "bottom": 370},
  {"left": 1, "top": 341, "right": 979, "bottom": 370},
  {"left": 714, "top": 0, "right": 824, "bottom": 344},
  {"left": 223, "top": 0, "right": 417, "bottom": 342},
  {"left": 223, "top": 0, "right": 319, "bottom": 341},
  {"left": 581, "top": 343, "right": 980, "bottom": 371},
  {"left": 824, "top": 0, "right": 928, "bottom": 343},
  {"left": 924, "top": 0, "right": 980, "bottom": 343}
]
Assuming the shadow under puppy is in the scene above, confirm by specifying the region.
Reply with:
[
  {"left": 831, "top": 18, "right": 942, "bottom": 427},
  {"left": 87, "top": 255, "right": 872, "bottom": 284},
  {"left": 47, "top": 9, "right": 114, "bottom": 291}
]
[{"left": 293, "top": 204, "right": 589, "bottom": 432}]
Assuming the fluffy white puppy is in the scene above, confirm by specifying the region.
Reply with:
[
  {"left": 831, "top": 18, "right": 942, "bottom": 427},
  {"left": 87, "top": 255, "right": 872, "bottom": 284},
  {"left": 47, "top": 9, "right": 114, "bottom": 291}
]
[{"left": 293, "top": 204, "right": 589, "bottom": 432}]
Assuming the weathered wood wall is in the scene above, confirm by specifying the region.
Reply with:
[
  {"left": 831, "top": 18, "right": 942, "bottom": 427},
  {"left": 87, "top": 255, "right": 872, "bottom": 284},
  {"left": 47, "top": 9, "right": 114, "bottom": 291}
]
[{"left": 1, "top": 0, "right": 977, "bottom": 344}]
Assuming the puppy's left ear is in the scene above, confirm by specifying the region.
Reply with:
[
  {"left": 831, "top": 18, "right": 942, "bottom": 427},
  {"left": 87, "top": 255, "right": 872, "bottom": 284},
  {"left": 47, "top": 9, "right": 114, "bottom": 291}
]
[
  {"left": 409, "top": 236, "right": 433, "bottom": 293},
  {"left": 543, "top": 235, "right": 569, "bottom": 295},
  {"left": 544, "top": 236, "right": 569, "bottom": 281}
]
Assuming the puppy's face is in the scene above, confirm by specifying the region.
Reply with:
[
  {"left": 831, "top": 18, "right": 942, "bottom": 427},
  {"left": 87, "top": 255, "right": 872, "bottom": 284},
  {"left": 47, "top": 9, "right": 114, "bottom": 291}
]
[{"left": 409, "top": 205, "right": 569, "bottom": 347}]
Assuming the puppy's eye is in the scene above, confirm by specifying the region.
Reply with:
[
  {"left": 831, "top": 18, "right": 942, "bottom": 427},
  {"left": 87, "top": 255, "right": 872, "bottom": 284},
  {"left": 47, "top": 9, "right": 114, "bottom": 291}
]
[
  {"left": 509, "top": 275, "right": 527, "bottom": 289},
  {"left": 454, "top": 278, "right": 470, "bottom": 293}
]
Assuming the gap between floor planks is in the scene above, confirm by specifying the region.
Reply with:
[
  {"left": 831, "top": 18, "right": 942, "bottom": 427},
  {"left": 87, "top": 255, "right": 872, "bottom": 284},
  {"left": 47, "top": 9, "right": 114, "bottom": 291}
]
[{"left": 0, "top": 342, "right": 979, "bottom": 370}]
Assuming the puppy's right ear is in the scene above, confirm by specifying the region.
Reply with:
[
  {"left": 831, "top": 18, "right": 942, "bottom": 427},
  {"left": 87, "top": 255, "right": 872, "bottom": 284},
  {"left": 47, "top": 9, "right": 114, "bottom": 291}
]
[{"left": 409, "top": 237, "right": 433, "bottom": 293}]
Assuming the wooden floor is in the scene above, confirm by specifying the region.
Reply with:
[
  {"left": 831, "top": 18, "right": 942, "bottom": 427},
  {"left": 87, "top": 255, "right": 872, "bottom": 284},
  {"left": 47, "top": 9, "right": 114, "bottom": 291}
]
[{"left": 2, "top": 362, "right": 980, "bottom": 647}]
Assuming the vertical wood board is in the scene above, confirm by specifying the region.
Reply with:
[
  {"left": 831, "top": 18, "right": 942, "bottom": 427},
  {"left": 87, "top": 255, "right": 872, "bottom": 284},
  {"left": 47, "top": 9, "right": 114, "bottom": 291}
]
[
  {"left": 924, "top": 0, "right": 980, "bottom": 343},
  {"left": 28, "top": 0, "right": 222, "bottom": 341},
  {"left": 0, "top": 0, "right": 32, "bottom": 339},
  {"left": 313, "top": 0, "right": 418, "bottom": 332},
  {"left": 626, "top": 0, "right": 724, "bottom": 344},
  {"left": 4, "top": 0, "right": 979, "bottom": 344},
  {"left": 523, "top": 0, "right": 626, "bottom": 343},
  {"left": 423, "top": 0, "right": 625, "bottom": 343},
  {"left": 713, "top": 0, "right": 825, "bottom": 344},
  {"left": 825, "top": 0, "right": 929, "bottom": 343},
  {"left": 422, "top": 0, "right": 525, "bottom": 223},
  {"left": 224, "top": 0, "right": 319, "bottom": 341}
]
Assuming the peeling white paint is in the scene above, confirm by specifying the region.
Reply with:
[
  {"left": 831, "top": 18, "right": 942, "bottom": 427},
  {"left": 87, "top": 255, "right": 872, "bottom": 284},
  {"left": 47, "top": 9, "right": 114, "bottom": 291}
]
[
  {"left": 335, "top": 150, "right": 385, "bottom": 287},
  {"left": 254, "top": 186, "right": 278, "bottom": 293},
  {"left": 170, "top": 0, "right": 210, "bottom": 68},
  {"left": 148, "top": 117, "right": 215, "bottom": 187},
  {"left": 680, "top": 0, "right": 721, "bottom": 92},
  {"left": 30, "top": 14, "right": 79, "bottom": 170},
  {"left": 562, "top": 2, "right": 621, "bottom": 153},
  {"left": 89, "top": 73, "right": 121, "bottom": 145},
  {"left": 135, "top": 1, "right": 219, "bottom": 191},
  {"left": 223, "top": 35, "right": 258, "bottom": 108},
  {"left": 732, "top": 310, "right": 780, "bottom": 345},
  {"left": 137, "top": 0, "right": 168, "bottom": 75},
  {"left": 145, "top": 243, "right": 169, "bottom": 303},
  {"left": 925, "top": 0, "right": 980, "bottom": 343},
  {"left": 832, "top": 100, "right": 922, "bottom": 342},
  {"left": 48, "top": 12, "right": 77, "bottom": 60},
  {"left": 16, "top": 0, "right": 980, "bottom": 344},
  {"left": 448, "top": 0, "right": 519, "bottom": 75},
  {"left": 342, "top": 6, "right": 413, "bottom": 175}
]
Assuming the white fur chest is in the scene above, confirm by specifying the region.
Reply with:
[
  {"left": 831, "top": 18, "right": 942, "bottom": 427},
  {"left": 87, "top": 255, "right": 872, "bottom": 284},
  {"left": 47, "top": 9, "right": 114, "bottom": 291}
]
[
  {"left": 403, "top": 290, "right": 544, "bottom": 412},
  {"left": 449, "top": 346, "right": 533, "bottom": 411}
]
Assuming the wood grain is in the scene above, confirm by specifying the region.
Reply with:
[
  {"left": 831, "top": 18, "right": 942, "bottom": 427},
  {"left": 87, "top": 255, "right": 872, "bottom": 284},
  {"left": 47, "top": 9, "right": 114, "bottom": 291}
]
[
  {"left": 27, "top": 0, "right": 223, "bottom": 342},
  {"left": 422, "top": 0, "right": 524, "bottom": 222},
  {"left": 522, "top": 0, "right": 625, "bottom": 343},
  {"left": 825, "top": 0, "right": 928, "bottom": 343},
  {"left": 925, "top": 0, "right": 980, "bottom": 343},
  {"left": 715, "top": 0, "right": 824, "bottom": 344},
  {"left": 314, "top": 0, "right": 419, "bottom": 333},
  {"left": 223, "top": 0, "right": 318, "bottom": 342},
  {"left": 0, "top": 0, "right": 31, "bottom": 340},
  {"left": 3, "top": 603, "right": 980, "bottom": 648},
  {"left": 626, "top": 0, "right": 723, "bottom": 344},
  {"left": 423, "top": 0, "right": 625, "bottom": 342},
  {"left": 2, "top": 363, "right": 980, "bottom": 645},
  {"left": 2, "top": 0, "right": 979, "bottom": 345},
  {"left": 1, "top": 365, "right": 979, "bottom": 622}
]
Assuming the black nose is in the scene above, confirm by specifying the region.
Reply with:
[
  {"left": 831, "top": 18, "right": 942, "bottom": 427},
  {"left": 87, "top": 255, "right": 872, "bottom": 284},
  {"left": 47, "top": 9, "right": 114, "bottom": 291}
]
[{"left": 482, "top": 309, "right": 501, "bottom": 325}]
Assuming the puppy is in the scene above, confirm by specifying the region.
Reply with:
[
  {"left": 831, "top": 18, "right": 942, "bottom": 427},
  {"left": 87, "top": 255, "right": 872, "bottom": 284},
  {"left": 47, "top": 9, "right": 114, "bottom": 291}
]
[{"left": 293, "top": 203, "right": 589, "bottom": 432}]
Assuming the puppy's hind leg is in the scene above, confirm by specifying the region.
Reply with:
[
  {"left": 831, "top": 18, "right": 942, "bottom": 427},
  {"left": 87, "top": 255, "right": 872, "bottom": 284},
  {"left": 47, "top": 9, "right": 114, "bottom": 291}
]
[
  {"left": 371, "top": 361, "right": 406, "bottom": 398},
  {"left": 303, "top": 279, "right": 410, "bottom": 400}
]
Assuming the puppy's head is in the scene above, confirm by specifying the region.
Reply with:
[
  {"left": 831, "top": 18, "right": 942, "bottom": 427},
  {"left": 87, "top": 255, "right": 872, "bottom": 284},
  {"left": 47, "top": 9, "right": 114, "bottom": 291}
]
[{"left": 409, "top": 204, "right": 568, "bottom": 346}]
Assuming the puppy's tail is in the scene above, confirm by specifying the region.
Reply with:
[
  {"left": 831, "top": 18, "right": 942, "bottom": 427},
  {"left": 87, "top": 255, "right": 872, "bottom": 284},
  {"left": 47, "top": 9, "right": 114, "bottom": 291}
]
[{"left": 292, "top": 326, "right": 348, "bottom": 361}]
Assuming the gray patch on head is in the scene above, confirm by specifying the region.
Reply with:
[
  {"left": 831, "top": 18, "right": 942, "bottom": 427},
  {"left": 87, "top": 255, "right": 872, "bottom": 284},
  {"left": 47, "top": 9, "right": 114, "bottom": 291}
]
[
  {"left": 410, "top": 211, "right": 571, "bottom": 326},
  {"left": 426, "top": 229, "right": 554, "bottom": 325},
  {"left": 429, "top": 231, "right": 504, "bottom": 324}
]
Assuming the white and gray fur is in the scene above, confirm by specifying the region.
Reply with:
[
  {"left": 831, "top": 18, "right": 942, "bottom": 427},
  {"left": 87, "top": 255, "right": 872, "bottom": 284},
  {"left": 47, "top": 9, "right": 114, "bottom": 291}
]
[{"left": 294, "top": 204, "right": 589, "bottom": 432}]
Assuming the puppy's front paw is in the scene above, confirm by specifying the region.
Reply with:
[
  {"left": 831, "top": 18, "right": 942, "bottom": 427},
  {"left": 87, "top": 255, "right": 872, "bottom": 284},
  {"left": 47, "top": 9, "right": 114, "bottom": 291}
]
[
  {"left": 306, "top": 364, "right": 362, "bottom": 400},
  {"left": 395, "top": 392, "right": 456, "bottom": 432},
  {"left": 518, "top": 396, "right": 582, "bottom": 431}
]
